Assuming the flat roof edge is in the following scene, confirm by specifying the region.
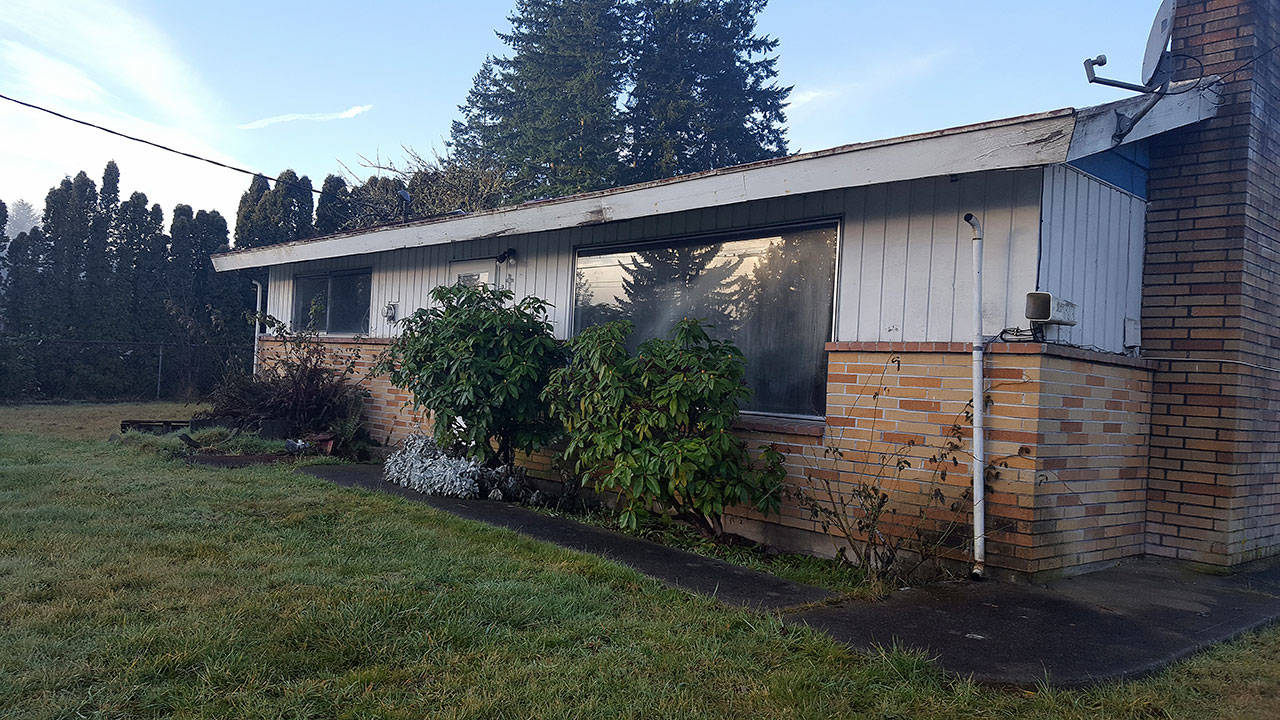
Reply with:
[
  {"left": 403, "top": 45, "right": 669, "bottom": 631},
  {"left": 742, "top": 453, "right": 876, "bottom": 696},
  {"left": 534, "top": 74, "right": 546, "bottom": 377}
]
[{"left": 213, "top": 85, "right": 1218, "bottom": 272}]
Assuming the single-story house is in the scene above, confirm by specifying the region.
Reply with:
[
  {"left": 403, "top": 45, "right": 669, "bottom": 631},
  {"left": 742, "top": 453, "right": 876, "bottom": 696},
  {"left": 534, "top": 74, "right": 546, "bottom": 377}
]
[{"left": 214, "top": 0, "right": 1280, "bottom": 580}]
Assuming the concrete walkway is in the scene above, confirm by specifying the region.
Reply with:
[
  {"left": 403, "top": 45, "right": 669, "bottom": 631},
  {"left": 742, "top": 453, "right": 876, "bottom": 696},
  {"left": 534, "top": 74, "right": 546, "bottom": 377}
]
[
  {"left": 300, "top": 463, "right": 1280, "bottom": 687},
  {"left": 798, "top": 560, "right": 1280, "bottom": 687}
]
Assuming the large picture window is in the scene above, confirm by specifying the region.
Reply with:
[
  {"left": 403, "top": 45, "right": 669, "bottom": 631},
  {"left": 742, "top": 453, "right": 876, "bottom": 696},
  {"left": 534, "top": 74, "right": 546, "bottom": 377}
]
[
  {"left": 292, "top": 269, "right": 372, "bottom": 334},
  {"left": 573, "top": 224, "right": 838, "bottom": 417}
]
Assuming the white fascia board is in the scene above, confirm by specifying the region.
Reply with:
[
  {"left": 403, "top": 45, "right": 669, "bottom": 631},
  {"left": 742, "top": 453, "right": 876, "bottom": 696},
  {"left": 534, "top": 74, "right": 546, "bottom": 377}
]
[
  {"left": 212, "top": 83, "right": 1219, "bottom": 273},
  {"left": 1066, "top": 79, "right": 1221, "bottom": 161},
  {"left": 212, "top": 111, "right": 1077, "bottom": 272}
]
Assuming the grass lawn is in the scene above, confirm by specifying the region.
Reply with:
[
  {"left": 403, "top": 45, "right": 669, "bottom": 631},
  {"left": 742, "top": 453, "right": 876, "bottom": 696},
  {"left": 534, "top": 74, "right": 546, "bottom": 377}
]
[{"left": 2, "top": 403, "right": 1279, "bottom": 718}]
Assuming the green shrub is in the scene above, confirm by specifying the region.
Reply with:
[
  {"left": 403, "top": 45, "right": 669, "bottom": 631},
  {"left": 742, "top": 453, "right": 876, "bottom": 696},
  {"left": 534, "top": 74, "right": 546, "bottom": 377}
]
[
  {"left": 376, "top": 283, "right": 565, "bottom": 467},
  {"left": 544, "top": 318, "right": 785, "bottom": 535}
]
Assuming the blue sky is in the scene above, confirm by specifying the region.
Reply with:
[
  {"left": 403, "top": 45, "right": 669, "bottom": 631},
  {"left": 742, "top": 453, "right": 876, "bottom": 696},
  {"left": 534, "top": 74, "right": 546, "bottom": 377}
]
[{"left": 1, "top": 0, "right": 1163, "bottom": 227}]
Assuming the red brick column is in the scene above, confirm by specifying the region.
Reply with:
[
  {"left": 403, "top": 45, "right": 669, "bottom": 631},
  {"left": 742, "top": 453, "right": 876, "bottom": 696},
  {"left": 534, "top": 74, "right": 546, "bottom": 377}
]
[{"left": 1143, "top": 0, "right": 1280, "bottom": 565}]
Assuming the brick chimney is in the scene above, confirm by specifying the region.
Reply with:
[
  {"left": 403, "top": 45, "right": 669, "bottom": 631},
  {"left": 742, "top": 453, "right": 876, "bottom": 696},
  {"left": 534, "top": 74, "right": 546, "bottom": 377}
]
[{"left": 1143, "top": 0, "right": 1280, "bottom": 566}]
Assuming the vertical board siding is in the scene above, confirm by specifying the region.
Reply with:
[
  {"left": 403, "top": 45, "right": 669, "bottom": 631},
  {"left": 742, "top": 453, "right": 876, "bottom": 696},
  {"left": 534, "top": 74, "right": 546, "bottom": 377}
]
[
  {"left": 267, "top": 169, "right": 1046, "bottom": 343},
  {"left": 1038, "top": 165, "right": 1146, "bottom": 353},
  {"left": 834, "top": 168, "right": 1043, "bottom": 340}
]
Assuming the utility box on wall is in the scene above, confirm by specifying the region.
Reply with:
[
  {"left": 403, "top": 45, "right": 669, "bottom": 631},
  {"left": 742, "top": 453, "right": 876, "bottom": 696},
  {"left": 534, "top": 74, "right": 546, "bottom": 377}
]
[{"left": 1025, "top": 292, "right": 1078, "bottom": 326}]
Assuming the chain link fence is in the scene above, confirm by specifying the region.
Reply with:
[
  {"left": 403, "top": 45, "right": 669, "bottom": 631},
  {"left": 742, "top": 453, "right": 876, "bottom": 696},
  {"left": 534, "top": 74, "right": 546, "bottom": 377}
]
[{"left": 0, "top": 337, "right": 254, "bottom": 402}]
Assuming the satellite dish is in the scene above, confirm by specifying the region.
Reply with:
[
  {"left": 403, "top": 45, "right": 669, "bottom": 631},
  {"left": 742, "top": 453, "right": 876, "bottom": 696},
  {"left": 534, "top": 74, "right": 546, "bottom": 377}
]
[{"left": 1142, "top": 0, "right": 1177, "bottom": 87}]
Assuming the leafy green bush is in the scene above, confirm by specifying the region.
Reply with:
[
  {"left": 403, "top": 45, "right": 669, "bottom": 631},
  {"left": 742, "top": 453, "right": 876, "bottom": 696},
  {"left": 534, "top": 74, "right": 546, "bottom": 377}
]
[
  {"left": 198, "top": 316, "right": 369, "bottom": 457},
  {"left": 376, "top": 283, "right": 565, "bottom": 467},
  {"left": 544, "top": 318, "right": 785, "bottom": 535}
]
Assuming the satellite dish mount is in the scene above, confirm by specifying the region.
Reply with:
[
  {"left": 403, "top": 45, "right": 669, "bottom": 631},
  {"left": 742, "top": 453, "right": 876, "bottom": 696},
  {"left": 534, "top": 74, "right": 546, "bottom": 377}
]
[{"left": 1082, "top": 0, "right": 1178, "bottom": 143}]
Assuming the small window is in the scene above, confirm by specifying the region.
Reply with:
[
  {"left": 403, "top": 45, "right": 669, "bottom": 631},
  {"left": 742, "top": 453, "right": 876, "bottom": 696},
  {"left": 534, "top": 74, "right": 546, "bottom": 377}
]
[
  {"left": 574, "top": 224, "right": 838, "bottom": 417},
  {"left": 292, "top": 270, "right": 371, "bottom": 334}
]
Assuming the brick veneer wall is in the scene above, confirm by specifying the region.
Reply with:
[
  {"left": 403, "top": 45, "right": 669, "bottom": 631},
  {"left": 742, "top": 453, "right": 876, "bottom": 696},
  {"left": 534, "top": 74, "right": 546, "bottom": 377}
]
[
  {"left": 1143, "top": 0, "right": 1280, "bottom": 566},
  {"left": 728, "top": 343, "right": 1154, "bottom": 578},
  {"left": 257, "top": 336, "right": 431, "bottom": 444},
  {"left": 275, "top": 336, "right": 1153, "bottom": 577}
]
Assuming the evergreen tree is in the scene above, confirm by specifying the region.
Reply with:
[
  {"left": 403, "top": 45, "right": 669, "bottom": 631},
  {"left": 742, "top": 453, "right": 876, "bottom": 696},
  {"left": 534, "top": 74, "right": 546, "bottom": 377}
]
[
  {"left": 3, "top": 199, "right": 40, "bottom": 238},
  {"left": 0, "top": 162, "right": 254, "bottom": 399},
  {"left": 234, "top": 171, "right": 314, "bottom": 247},
  {"left": 347, "top": 175, "right": 409, "bottom": 229},
  {"left": 625, "top": 0, "right": 790, "bottom": 182},
  {"left": 451, "top": 0, "right": 628, "bottom": 200},
  {"left": 234, "top": 175, "right": 270, "bottom": 248},
  {"left": 0, "top": 199, "right": 7, "bottom": 279},
  {"left": 168, "top": 204, "right": 200, "bottom": 327},
  {"left": 315, "top": 174, "right": 353, "bottom": 235},
  {"left": 41, "top": 173, "right": 98, "bottom": 337},
  {"left": 262, "top": 170, "right": 314, "bottom": 244},
  {"left": 81, "top": 162, "right": 118, "bottom": 339},
  {"left": 0, "top": 228, "right": 43, "bottom": 334},
  {"left": 137, "top": 203, "right": 169, "bottom": 340},
  {"left": 114, "top": 192, "right": 166, "bottom": 340},
  {"left": 0, "top": 200, "right": 8, "bottom": 318},
  {"left": 191, "top": 209, "right": 248, "bottom": 343}
]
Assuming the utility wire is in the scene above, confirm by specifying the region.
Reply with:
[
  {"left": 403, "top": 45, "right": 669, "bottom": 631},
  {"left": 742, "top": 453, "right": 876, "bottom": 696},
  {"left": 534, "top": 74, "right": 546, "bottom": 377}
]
[
  {"left": 0, "top": 90, "right": 448, "bottom": 231},
  {"left": 5, "top": 41, "right": 1278, "bottom": 217},
  {"left": 1217, "top": 41, "right": 1280, "bottom": 84},
  {"left": 0, "top": 91, "right": 331, "bottom": 201}
]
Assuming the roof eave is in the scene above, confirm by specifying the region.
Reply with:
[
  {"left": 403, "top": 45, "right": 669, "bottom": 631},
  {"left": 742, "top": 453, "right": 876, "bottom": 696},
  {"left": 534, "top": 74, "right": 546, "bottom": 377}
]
[{"left": 212, "top": 83, "right": 1218, "bottom": 273}]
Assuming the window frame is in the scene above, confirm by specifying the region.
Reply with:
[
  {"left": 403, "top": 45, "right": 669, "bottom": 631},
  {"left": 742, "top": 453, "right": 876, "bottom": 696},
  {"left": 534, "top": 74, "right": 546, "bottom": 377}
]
[
  {"left": 569, "top": 219, "right": 843, "bottom": 421},
  {"left": 291, "top": 267, "right": 373, "bottom": 335}
]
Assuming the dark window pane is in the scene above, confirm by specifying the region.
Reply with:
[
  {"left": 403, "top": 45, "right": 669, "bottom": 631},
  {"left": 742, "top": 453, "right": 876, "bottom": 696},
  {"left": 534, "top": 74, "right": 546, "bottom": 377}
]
[
  {"left": 574, "top": 225, "right": 837, "bottom": 416},
  {"left": 328, "top": 272, "right": 371, "bottom": 334},
  {"left": 293, "top": 276, "right": 329, "bottom": 332}
]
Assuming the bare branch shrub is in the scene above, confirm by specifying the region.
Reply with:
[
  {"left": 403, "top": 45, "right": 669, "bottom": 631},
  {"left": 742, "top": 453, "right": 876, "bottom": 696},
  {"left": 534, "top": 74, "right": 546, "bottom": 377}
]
[{"left": 788, "top": 356, "right": 977, "bottom": 583}]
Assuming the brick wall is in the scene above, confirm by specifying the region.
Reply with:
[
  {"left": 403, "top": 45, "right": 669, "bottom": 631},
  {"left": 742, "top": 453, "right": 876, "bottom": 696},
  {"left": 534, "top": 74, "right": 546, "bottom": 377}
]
[
  {"left": 723, "top": 343, "right": 1153, "bottom": 578},
  {"left": 1143, "top": 0, "right": 1280, "bottom": 566},
  {"left": 277, "top": 336, "right": 1154, "bottom": 577},
  {"left": 257, "top": 336, "right": 431, "bottom": 444}
]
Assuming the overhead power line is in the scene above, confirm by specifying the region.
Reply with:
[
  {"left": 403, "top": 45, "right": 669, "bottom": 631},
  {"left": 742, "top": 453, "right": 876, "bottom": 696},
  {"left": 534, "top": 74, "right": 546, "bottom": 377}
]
[{"left": 0, "top": 91, "right": 329, "bottom": 200}]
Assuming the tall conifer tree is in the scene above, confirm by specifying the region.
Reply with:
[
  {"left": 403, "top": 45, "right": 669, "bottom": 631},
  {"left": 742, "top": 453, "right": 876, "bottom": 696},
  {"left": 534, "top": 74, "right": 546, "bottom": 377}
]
[
  {"left": 233, "top": 171, "right": 314, "bottom": 247},
  {"left": 0, "top": 199, "right": 8, "bottom": 280},
  {"left": 315, "top": 174, "right": 353, "bottom": 235},
  {"left": 81, "top": 162, "right": 119, "bottom": 339},
  {"left": 625, "top": 0, "right": 790, "bottom": 182},
  {"left": 451, "top": 0, "right": 628, "bottom": 200},
  {"left": 3, "top": 199, "right": 39, "bottom": 238},
  {"left": 41, "top": 173, "right": 98, "bottom": 337},
  {"left": 0, "top": 228, "right": 42, "bottom": 335},
  {"left": 168, "top": 204, "right": 200, "bottom": 326}
]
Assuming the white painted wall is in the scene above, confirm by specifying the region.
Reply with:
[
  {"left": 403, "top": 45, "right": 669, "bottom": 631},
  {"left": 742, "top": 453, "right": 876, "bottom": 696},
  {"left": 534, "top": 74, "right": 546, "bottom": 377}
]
[
  {"left": 266, "top": 168, "right": 1049, "bottom": 344},
  {"left": 1037, "top": 165, "right": 1146, "bottom": 353}
]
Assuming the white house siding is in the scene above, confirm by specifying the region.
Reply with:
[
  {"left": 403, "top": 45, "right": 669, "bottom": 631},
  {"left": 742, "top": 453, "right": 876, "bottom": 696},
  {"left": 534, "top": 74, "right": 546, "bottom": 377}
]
[
  {"left": 1037, "top": 164, "right": 1146, "bottom": 353},
  {"left": 266, "top": 168, "right": 1047, "bottom": 343},
  {"left": 836, "top": 169, "right": 1043, "bottom": 341}
]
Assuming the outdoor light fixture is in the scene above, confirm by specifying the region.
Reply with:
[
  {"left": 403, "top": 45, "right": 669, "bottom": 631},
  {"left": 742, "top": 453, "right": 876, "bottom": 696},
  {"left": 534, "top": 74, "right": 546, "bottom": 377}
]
[{"left": 496, "top": 248, "right": 517, "bottom": 264}]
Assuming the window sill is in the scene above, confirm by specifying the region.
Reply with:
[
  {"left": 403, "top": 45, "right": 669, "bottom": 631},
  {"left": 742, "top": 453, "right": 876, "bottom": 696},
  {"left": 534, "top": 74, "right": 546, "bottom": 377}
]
[{"left": 733, "top": 414, "right": 826, "bottom": 438}]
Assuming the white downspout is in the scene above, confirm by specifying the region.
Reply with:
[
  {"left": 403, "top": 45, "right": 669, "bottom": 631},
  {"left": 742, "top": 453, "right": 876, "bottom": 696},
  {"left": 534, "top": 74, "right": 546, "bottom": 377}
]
[
  {"left": 963, "top": 212, "right": 986, "bottom": 579},
  {"left": 250, "top": 279, "right": 263, "bottom": 376}
]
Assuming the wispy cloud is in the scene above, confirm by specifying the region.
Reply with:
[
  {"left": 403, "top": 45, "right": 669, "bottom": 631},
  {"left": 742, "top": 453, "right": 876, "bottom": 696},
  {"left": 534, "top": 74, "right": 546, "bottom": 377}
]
[
  {"left": 790, "top": 50, "right": 952, "bottom": 111},
  {"left": 0, "top": 1, "right": 248, "bottom": 222},
  {"left": 788, "top": 87, "right": 842, "bottom": 111},
  {"left": 238, "top": 104, "right": 373, "bottom": 130},
  {"left": 0, "top": 40, "right": 111, "bottom": 106}
]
